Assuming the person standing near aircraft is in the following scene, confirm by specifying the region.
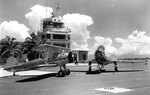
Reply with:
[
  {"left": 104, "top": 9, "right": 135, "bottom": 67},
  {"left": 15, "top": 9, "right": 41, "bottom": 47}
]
[
  {"left": 94, "top": 45, "right": 108, "bottom": 72},
  {"left": 74, "top": 54, "right": 78, "bottom": 65}
]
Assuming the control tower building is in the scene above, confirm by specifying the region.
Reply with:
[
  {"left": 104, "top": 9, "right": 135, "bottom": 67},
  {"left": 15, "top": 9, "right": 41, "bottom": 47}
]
[{"left": 37, "top": 4, "right": 71, "bottom": 49}]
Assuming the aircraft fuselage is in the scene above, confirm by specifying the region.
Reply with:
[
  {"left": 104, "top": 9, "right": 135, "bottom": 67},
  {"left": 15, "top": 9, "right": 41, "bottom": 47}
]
[{"left": 4, "top": 58, "right": 45, "bottom": 72}]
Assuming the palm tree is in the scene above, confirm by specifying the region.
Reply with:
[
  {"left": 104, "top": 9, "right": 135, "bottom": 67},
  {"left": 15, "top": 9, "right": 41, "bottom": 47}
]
[
  {"left": 22, "top": 32, "right": 43, "bottom": 61},
  {"left": 22, "top": 32, "right": 39, "bottom": 54},
  {"left": 0, "top": 36, "right": 22, "bottom": 61}
]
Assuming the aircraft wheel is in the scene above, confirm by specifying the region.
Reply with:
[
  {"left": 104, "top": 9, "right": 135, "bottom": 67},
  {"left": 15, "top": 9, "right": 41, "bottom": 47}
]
[
  {"left": 58, "top": 70, "right": 65, "bottom": 77},
  {"left": 64, "top": 69, "right": 70, "bottom": 75}
]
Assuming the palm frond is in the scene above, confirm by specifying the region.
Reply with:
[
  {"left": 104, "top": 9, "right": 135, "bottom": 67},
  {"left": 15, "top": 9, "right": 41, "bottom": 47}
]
[{"left": 1, "top": 50, "right": 10, "bottom": 58}]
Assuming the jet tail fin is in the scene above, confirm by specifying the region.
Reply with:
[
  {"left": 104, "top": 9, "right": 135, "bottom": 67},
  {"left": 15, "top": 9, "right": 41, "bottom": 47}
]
[{"left": 4, "top": 57, "right": 19, "bottom": 68}]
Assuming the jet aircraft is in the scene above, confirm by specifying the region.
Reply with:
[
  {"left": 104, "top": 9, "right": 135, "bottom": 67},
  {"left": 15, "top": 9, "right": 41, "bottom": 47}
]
[
  {"left": 3, "top": 44, "right": 74, "bottom": 77},
  {"left": 85, "top": 45, "right": 118, "bottom": 72},
  {"left": 87, "top": 45, "right": 147, "bottom": 72}
]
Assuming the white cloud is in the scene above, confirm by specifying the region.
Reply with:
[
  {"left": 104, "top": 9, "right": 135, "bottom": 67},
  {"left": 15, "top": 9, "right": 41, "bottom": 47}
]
[
  {"left": 63, "top": 13, "right": 93, "bottom": 44},
  {"left": 25, "top": 5, "right": 53, "bottom": 33},
  {"left": 62, "top": 13, "right": 150, "bottom": 57},
  {"left": 0, "top": 21, "right": 30, "bottom": 41},
  {"left": 115, "top": 30, "right": 150, "bottom": 56},
  {"left": 88, "top": 30, "right": 150, "bottom": 57},
  {"left": 71, "top": 42, "right": 90, "bottom": 50}
]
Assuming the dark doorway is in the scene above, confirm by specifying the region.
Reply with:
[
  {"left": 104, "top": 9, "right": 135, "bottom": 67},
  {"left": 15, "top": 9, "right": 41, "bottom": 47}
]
[{"left": 83, "top": 54, "right": 86, "bottom": 60}]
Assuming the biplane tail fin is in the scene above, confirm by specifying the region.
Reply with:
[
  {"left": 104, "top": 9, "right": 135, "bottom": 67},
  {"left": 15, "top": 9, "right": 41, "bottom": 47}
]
[{"left": 4, "top": 57, "right": 19, "bottom": 68}]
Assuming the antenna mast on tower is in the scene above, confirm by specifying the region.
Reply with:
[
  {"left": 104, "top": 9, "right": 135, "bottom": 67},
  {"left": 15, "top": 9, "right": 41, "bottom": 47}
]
[
  {"left": 46, "top": 2, "right": 48, "bottom": 18},
  {"left": 56, "top": 3, "right": 61, "bottom": 17}
]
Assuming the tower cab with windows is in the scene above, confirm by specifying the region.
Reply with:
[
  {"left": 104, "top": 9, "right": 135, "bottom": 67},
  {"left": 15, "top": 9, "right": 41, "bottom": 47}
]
[{"left": 37, "top": 4, "right": 71, "bottom": 49}]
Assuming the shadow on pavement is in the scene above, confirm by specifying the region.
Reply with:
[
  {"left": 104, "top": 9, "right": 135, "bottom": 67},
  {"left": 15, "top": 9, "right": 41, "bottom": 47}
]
[
  {"left": 16, "top": 73, "right": 57, "bottom": 82},
  {"left": 71, "top": 70, "right": 87, "bottom": 73},
  {"left": 71, "top": 69, "right": 144, "bottom": 74},
  {"left": 87, "top": 69, "right": 144, "bottom": 74}
]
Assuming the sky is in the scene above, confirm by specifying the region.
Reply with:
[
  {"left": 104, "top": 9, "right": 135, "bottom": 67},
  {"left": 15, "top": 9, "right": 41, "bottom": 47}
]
[{"left": 0, "top": 0, "right": 150, "bottom": 58}]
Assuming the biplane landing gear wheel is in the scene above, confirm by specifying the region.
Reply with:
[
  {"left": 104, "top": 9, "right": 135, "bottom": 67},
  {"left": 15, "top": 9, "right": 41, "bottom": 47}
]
[
  {"left": 64, "top": 69, "right": 70, "bottom": 75},
  {"left": 58, "top": 70, "right": 65, "bottom": 77}
]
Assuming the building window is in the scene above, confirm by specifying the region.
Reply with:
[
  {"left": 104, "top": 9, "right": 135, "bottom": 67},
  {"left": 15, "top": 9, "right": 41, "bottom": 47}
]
[
  {"left": 46, "top": 34, "right": 51, "bottom": 39},
  {"left": 53, "top": 34, "right": 66, "bottom": 40},
  {"left": 41, "top": 35, "right": 45, "bottom": 39}
]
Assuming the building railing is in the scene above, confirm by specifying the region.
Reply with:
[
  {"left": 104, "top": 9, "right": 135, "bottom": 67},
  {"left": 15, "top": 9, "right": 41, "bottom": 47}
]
[{"left": 46, "top": 39, "right": 70, "bottom": 43}]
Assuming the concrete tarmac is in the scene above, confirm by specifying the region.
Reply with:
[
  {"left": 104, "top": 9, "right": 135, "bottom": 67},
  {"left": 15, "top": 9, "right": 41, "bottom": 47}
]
[{"left": 0, "top": 62, "right": 150, "bottom": 95}]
